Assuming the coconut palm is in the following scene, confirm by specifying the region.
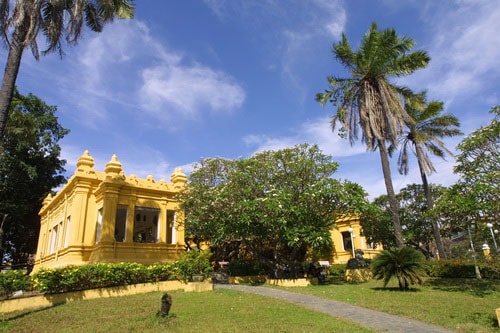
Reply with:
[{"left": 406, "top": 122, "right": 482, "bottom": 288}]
[
  {"left": 371, "top": 246, "right": 425, "bottom": 290},
  {"left": 316, "top": 22, "right": 430, "bottom": 248},
  {"left": 398, "top": 92, "right": 462, "bottom": 259},
  {"left": 0, "top": 0, "right": 135, "bottom": 140}
]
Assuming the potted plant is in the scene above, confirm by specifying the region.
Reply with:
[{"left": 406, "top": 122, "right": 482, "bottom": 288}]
[{"left": 176, "top": 250, "right": 213, "bottom": 282}]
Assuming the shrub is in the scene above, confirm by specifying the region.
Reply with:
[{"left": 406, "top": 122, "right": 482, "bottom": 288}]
[
  {"left": 227, "top": 260, "right": 269, "bottom": 276},
  {"left": 175, "top": 250, "right": 213, "bottom": 282},
  {"left": 32, "top": 262, "right": 177, "bottom": 294},
  {"left": 371, "top": 247, "right": 426, "bottom": 290},
  {"left": 0, "top": 269, "right": 32, "bottom": 299}
]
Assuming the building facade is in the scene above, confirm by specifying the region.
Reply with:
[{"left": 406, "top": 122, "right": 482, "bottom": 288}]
[
  {"left": 33, "top": 151, "right": 379, "bottom": 271},
  {"left": 33, "top": 151, "right": 187, "bottom": 271}
]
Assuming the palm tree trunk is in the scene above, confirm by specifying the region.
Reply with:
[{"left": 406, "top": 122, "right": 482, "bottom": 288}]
[
  {"left": 377, "top": 139, "right": 405, "bottom": 248},
  {"left": 0, "top": 24, "right": 28, "bottom": 140},
  {"left": 415, "top": 147, "right": 447, "bottom": 259}
]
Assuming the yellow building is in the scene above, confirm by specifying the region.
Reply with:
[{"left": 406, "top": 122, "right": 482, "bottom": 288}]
[
  {"left": 33, "top": 151, "right": 379, "bottom": 271},
  {"left": 33, "top": 151, "right": 187, "bottom": 271},
  {"left": 330, "top": 214, "right": 381, "bottom": 264}
]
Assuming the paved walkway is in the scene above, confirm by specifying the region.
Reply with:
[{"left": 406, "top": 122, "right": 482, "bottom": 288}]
[{"left": 215, "top": 284, "right": 455, "bottom": 333}]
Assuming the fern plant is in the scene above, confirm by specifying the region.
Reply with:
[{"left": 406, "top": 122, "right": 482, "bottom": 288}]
[{"left": 371, "top": 247, "right": 426, "bottom": 290}]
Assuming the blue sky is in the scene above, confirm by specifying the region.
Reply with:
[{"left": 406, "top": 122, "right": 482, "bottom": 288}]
[{"left": 4, "top": 0, "right": 499, "bottom": 199}]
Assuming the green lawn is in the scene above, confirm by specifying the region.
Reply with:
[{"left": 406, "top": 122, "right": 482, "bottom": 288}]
[
  {"left": 0, "top": 278, "right": 497, "bottom": 332},
  {"left": 0, "top": 289, "right": 374, "bottom": 333},
  {"left": 275, "top": 277, "right": 499, "bottom": 333}
]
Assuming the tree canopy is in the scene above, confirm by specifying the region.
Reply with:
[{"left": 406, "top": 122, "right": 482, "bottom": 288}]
[
  {"left": 0, "top": 90, "right": 68, "bottom": 268},
  {"left": 179, "top": 144, "right": 369, "bottom": 271},
  {"left": 362, "top": 183, "right": 447, "bottom": 257}
]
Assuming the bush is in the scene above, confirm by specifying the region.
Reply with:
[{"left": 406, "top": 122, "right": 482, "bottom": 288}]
[
  {"left": 0, "top": 269, "right": 32, "bottom": 299},
  {"left": 421, "top": 259, "right": 500, "bottom": 279},
  {"left": 226, "top": 260, "right": 269, "bottom": 276},
  {"left": 371, "top": 247, "right": 426, "bottom": 290},
  {"left": 175, "top": 250, "right": 213, "bottom": 282},
  {"left": 32, "top": 262, "right": 177, "bottom": 294}
]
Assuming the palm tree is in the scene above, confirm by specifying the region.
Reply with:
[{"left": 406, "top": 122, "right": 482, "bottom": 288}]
[
  {"left": 397, "top": 92, "right": 462, "bottom": 259},
  {"left": 0, "top": 0, "right": 135, "bottom": 140},
  {"left": 371, "top": 246, "right": 425, "bottom": 290},
  {"left": 316, "top": 22, "right": 430, "bottom": 248}
]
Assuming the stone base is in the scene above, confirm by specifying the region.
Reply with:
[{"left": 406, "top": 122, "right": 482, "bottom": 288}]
[{"left": 345, "top": 268, "right": 372, "bottom": 283}]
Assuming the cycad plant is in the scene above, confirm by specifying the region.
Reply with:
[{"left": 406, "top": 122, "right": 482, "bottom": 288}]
[{"left": 371, "top": 246, "right": 426, "bottom": 290}]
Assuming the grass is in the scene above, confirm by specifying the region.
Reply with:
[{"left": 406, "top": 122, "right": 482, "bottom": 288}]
[
  {"left": 0, "top": 289, "right": 374, "bottom": 333},
  {"left": 0, "top": 277, "right": 498, "bottom": 332},
  {"left": 274, "top": 277, "right": 499, "bottom": 333}
]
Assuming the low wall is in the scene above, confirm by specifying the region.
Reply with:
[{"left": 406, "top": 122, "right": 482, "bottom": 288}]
[
  {"left": 266, "top": 278, "right": 318, "bottom": 287},
  {"left": 0, "top": 280, "right": 212, "bottom": 313}
]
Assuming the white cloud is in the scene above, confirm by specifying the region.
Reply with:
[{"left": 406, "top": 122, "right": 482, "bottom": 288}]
[
  {"left": 46, "top": 20, "right": 245, "bottom": 129},
  {"left": 243, "top": 116, "right": 366, "bottom": 158},
  {"left": 404, "top": 1, "right": 500, "bottom": 106},
  {"left": 139, "top": 64, "right": 245, "bottom": 121}
]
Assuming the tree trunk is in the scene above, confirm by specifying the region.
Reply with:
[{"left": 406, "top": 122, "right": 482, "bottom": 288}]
[
  {"left": 415, "top": 146, "right": 447, "bottom": 259},
  {"left": 0, "top": 24, "right": 28, "bottom": 140},
  {"left": 377, "top": 139, "right": 405, "bottom": 248}
]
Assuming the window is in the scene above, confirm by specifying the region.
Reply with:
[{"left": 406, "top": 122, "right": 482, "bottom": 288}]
[
  {"left": 133, "top": 206, "right": 159, "bottom": 243},
  {"left": 115, "top": 206, "right": 127, "bottom": 242},
  {"left": 341, "top": 231, "right": 352, "bottom": 252},
  {"left": 96, "top": 208, "right": 103, "bottom": 243},
  {"left": 64, "top": 216, "right": 71, "bottom": 248},
  {"left": 49, "top": 225, "right": 58, "bottom": 254},
  {"left": 166, "top": 210, "right": 176, "bottom": 244}
]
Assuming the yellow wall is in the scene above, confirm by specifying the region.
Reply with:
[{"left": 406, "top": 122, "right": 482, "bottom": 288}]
[
  {"left": 33, "top": 151, "right": 188, "bottom": 271},
  {"left": 329, "top": 214, "right": 382, "bottom": 264}
]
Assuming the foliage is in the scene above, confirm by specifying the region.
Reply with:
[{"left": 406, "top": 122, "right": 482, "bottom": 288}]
[
  {"left": 0, "top": 269, "right": 32, "bottom": 299},
  {"left": 453, "top": 106, "right": 498, "bottom": 222},
  {"left": 360, "top": 196, "right": 396, "bottom": 248},
  {"left": 0, "top": 0, "right": 135, "bottom": 140},
  {"left": 420, "top": 259, "right": 499, "bottom": 280},
  {"left": 174, "top": 250, "right": 213, "bottom": 282},
  {"left": 316, "top": 22, "right": 430, "bottom": 249},
  {"left": 32, "top": 262, "right": 176, "bottom": 294},
  {"left": 371, "top": 246, "right": 426, "bottom": 290},
  {"left": 0, "top": 90, "right": 69, "bottom": 267},
  {"left": 430, "top": 106, "right": 499, "bottom": 248},
  {"left": 179, "top": 143, "right": 369, "bottom": 273},
  {"left": 362, "top": 184, "right": 446, "bottom": 253},
  {"left": 226, "top": 259, "right": 268, "bottom": 276}
]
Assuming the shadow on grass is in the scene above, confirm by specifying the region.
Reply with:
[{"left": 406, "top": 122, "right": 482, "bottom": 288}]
[
  {"left": 370, "top": 287, "right": 422, "bottom": 292},
  {"left": 424, "top": 278, "right": 497, "bottom": 297}
]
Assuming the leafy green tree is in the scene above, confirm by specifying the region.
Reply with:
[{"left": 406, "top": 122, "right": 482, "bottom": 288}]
[
  {"left": 432, "top": 106, "right": 499, "bottom": 253},
  {"left": 398, "top": 92, "right": 462, "bottom": 258},
  {"left": 362, "top": 184, "right": 447, "bottom": 255},
  {"left": 317, "top": 22, "right": 430, "bottom": 248},
  {"left": 0, "top": 0, "right": 135, "bottom": 140},
  {"left": 180, "top": 144, "right": 369, "bottom": 274},
  {"left": 0, "top": 90, "right": 69, "bottom": 268},
  {"left": 454, "top": 106, "right": 499, "bottom": 222},
  {"left": 360, "top": 196, "right": 395, "bottom": 249},
  {"left": 371, "top": 246, "right": 425, "bottom": 290}
]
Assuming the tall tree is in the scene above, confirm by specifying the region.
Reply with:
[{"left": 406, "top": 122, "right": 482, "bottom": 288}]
[
  {"left": 0, "top": 0, "right": 135, "bottom": 140},
  {"left": 0, "top": 90, "right": 69, "bottom": 268},
  {"left": 317, "top": 22, "right": 430, "bottom": 248},
  {"left": 180, "top": 144, "right": 369, "bottom": 273},
  {"left": 397, "top": 92, "right": 462, "bottom": 258}
]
